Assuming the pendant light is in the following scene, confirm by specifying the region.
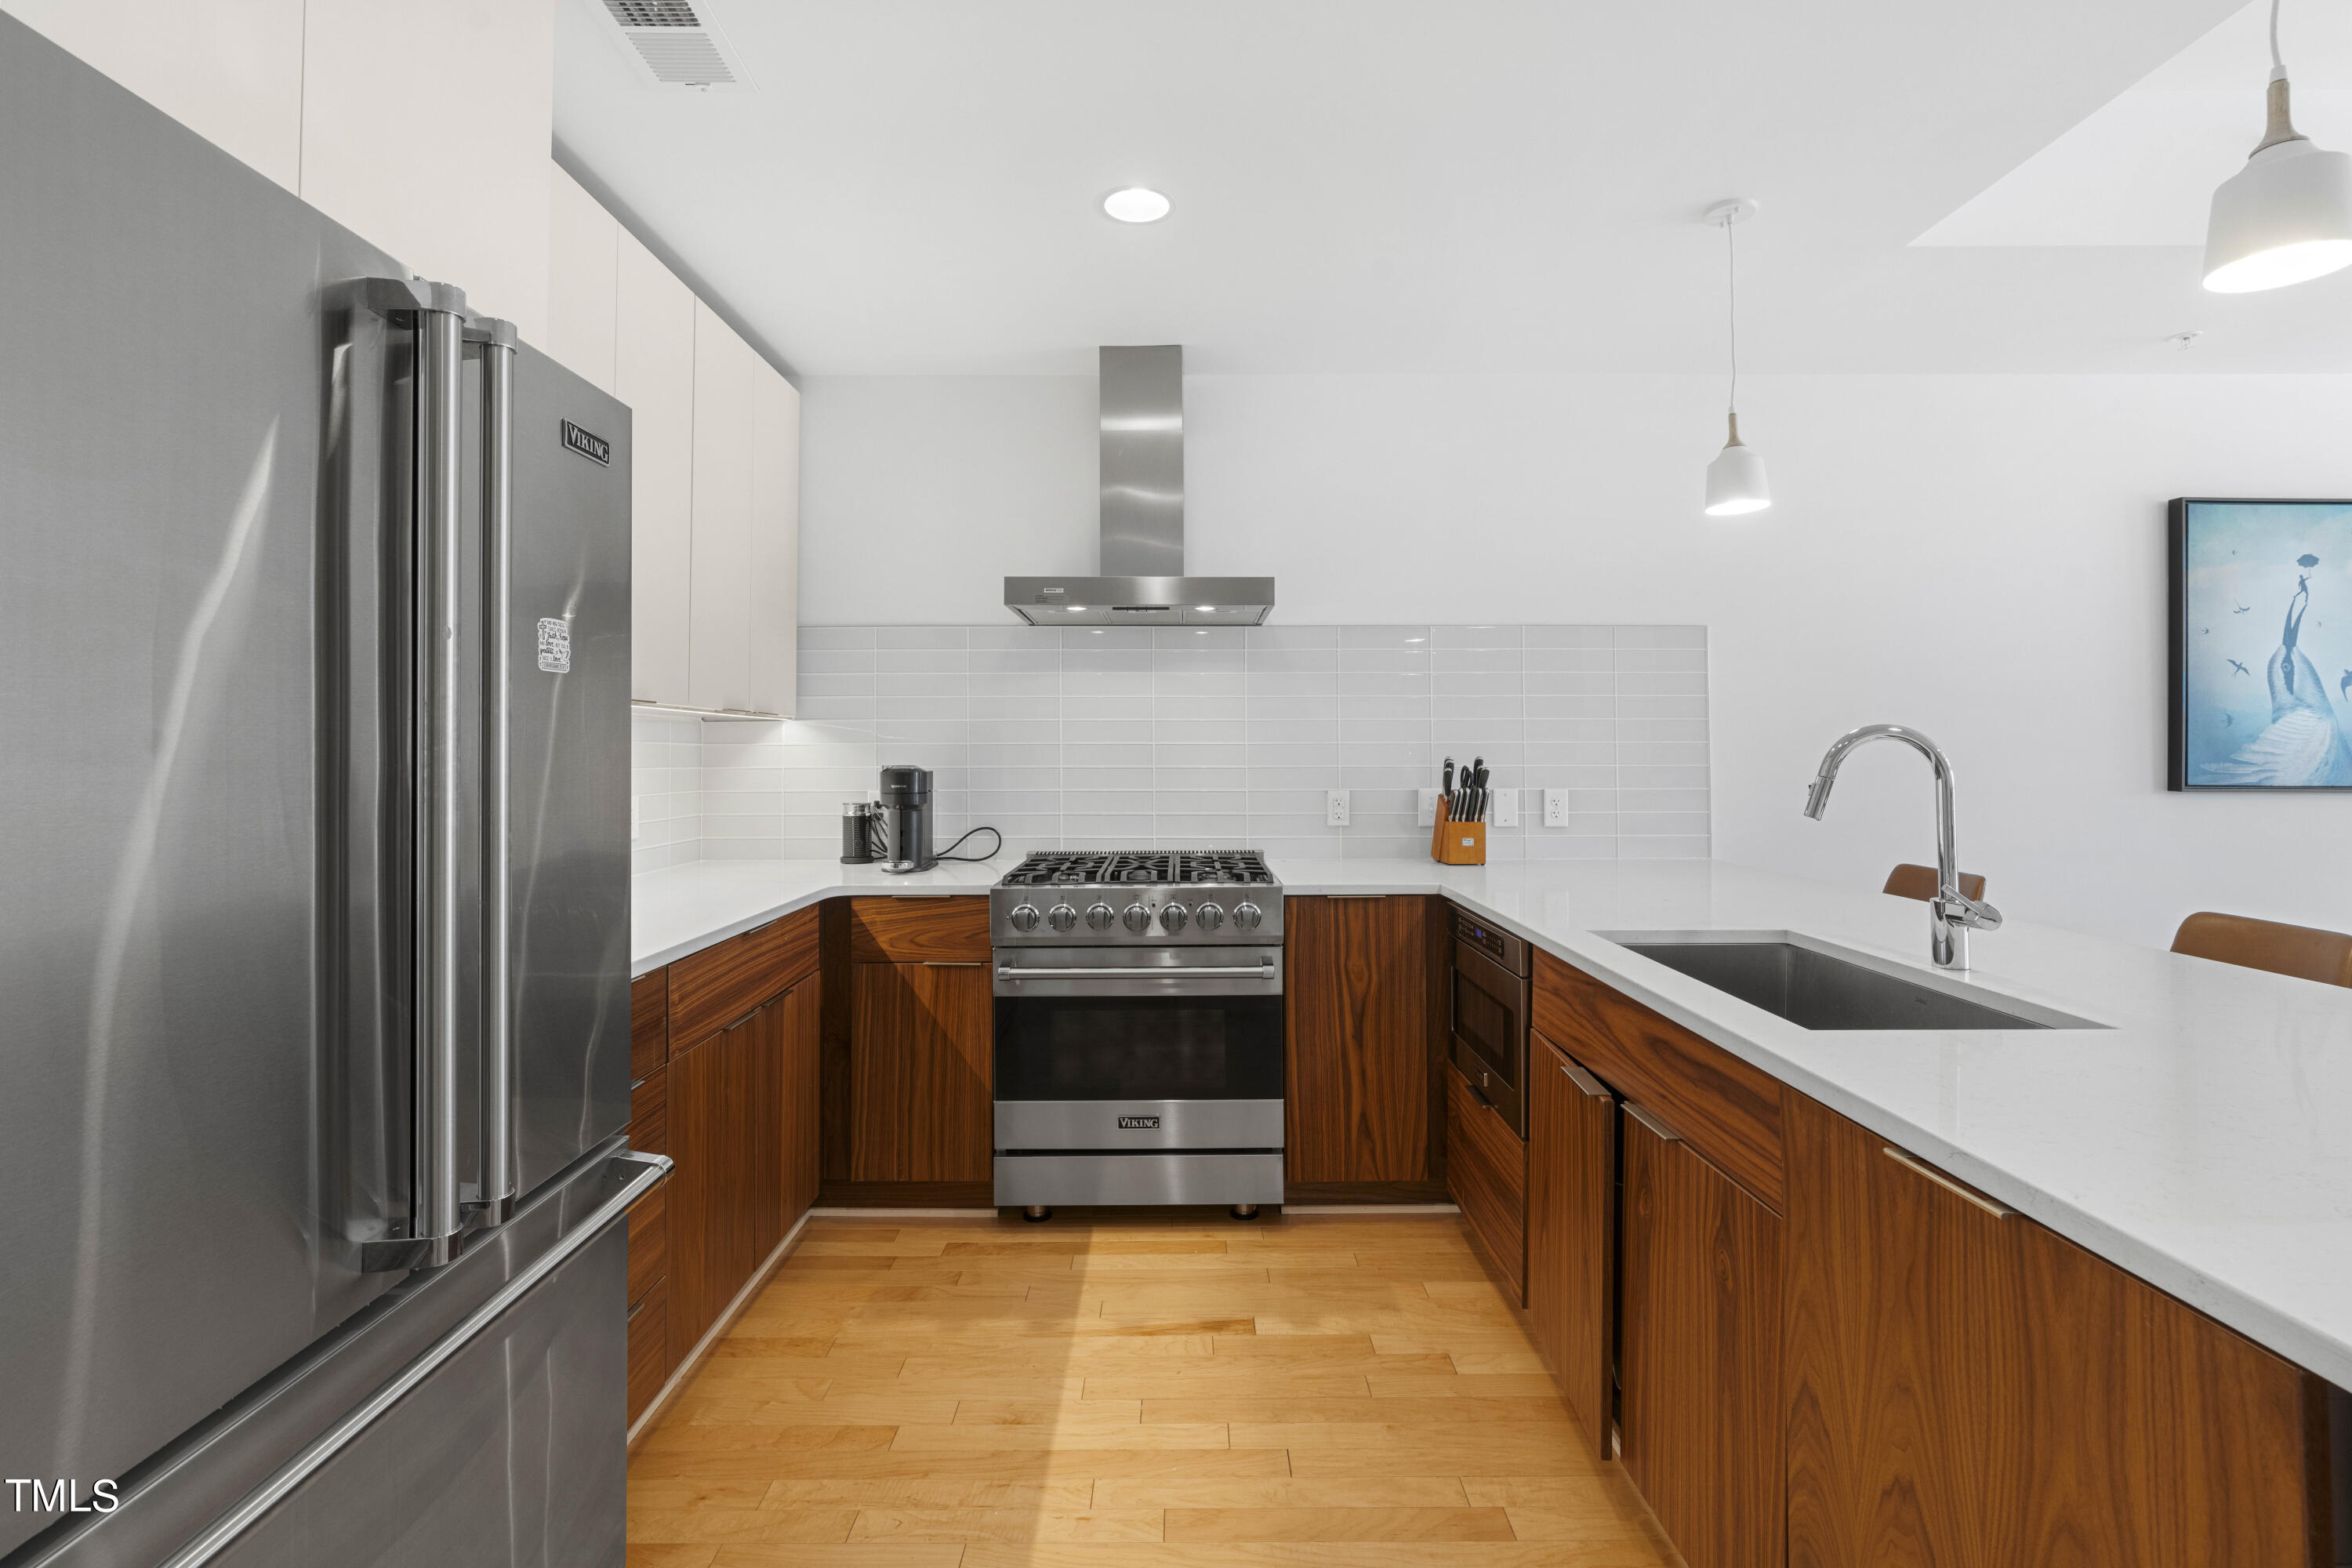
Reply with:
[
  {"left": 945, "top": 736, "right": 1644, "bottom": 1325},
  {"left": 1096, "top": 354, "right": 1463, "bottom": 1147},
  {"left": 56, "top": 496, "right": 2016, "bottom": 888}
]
[
  {"left": 1702, "top": 198, "right": 1769, "bottom": 517},
  {"left": 2203, "top": 0, "right": 2352, "bottom": 292}
]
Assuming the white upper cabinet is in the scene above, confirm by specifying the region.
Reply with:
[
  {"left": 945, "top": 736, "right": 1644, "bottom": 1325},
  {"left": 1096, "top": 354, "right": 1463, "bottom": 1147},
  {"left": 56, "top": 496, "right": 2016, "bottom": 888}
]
[
  {"left": 2, "top": 0, "right": 306, "bottom": 190},
  {"left": 297, "top": 0, "right": 554, "bottom": 339},
  {"left": 616, "top": 230, "right": 696, "bottom": 707},
  {"left": 688, "top": 303, "right": 758, "bottom": 713},
  {"left": 7, "top": 0, "right": 554, "bottom": 340},
  {"left": 749, "top": 368, "right": 801, "bottom": 718},
  {"left": 684, "top": 303, "right": 799, "bottom": 718},
  {"left": 545, "top": 165, "right": 619, "bottom": 395}
]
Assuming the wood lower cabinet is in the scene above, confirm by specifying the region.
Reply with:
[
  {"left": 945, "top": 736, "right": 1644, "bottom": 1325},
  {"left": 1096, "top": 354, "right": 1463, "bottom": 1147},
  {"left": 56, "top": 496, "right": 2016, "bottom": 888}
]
[
  {"left": 1620, "top": 1103, "right": 1784, "bottom": 1568},
  {"left": 848, "top": 958, "right": 992, "bottom": 1182},
  {"left": 1784, "top": 1092, "right": 2334, "bottom": 1568},
  {"left": 1285, "top": 895, "right": 1433, "bottom": 1185},
  {"left": 670, "top": 990, "right": 793, "bottom": 1364},
  {"left": 1526, "top": 1029, "right": 1617, "bottom": 1461},
  {"left": 1445, "top": 1062, "right": 1528, "bottom": 1304},
  {"left": 780, "top": 978, "right": 820, "bottom": 1218}
]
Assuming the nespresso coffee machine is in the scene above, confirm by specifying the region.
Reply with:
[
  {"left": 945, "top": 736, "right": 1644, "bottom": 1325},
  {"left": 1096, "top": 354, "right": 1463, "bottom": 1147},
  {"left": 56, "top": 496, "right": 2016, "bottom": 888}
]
[{"left": 876, "top": 764, "right": 937, "bottom": 873}]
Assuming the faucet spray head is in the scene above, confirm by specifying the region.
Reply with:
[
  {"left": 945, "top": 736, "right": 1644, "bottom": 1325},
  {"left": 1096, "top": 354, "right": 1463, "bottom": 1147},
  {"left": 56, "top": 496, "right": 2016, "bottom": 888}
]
[{"left": 1803, "top": 771, "right": 1835, "bottom": 820}]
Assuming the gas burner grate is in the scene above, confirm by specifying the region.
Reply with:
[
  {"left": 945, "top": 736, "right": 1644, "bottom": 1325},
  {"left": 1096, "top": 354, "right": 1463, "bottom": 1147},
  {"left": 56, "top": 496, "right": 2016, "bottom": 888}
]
[{"left": 999, "top": 848, "right": 1276, "bottom": 887}]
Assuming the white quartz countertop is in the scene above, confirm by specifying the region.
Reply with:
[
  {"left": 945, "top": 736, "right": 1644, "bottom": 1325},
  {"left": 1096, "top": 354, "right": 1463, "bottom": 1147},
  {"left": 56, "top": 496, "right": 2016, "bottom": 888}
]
[{"left": 633, "top": 854, "right": 2352, "bottom": 1389}]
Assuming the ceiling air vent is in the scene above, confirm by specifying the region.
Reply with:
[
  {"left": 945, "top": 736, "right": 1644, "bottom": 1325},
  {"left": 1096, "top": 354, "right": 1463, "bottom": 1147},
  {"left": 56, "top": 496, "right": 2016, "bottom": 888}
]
[{"left": 597, "top": 0, "right": 752, "bottom": 89}]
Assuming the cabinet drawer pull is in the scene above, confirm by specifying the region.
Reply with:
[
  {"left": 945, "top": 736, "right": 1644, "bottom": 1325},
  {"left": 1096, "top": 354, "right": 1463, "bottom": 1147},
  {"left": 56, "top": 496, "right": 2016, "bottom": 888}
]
[
  {"left": 1556, "top": 1056, "right": 1611, "bottom": 1102},
  {"left": 1624, "top": 1102, "right": 1682, "bottom": 1142},
  {"left": 1882, "top": 1146, "right": 2014, "bottom": 1219},
  {"left": 626, "top": 1294, "right": 648, "bottom": 1323},
  {"left": 890, "top": 893, "right": 956, "bottom": 899},
  {"left": 1326, "top": 893, "right": 1389, "bottom": 899},
  {"left": 924, "top": 960, "right": 988, "bottom": 967}
]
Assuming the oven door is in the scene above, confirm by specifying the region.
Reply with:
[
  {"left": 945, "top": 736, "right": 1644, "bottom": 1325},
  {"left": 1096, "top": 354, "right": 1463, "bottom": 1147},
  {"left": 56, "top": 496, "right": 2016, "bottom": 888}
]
[
  {"left": 1450, "top": 938, "right": 1529, "bottom": 1135},
  {"left": 993, "top": 947, "right": 1284, "bottom": 1152}
]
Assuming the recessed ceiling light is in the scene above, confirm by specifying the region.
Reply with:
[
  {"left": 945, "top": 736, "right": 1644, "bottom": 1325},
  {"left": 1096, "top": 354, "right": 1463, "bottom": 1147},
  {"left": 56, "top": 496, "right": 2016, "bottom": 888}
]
[{"left": 1104, "top": 187, "right": 1171, "bottom": 223}]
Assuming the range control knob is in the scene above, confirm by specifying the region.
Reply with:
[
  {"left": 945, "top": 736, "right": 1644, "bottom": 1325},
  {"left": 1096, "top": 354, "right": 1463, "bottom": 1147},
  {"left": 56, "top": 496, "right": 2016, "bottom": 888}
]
[
  {"left": 1160, "top": 902, "right": 1190, "bottom": 932},
  {"left": 1086, "top": 902, "right": 1116, "bottom": 931},
  {"left": 1047, "top": 903, "right": 1079, "bottom": 933},
  {"left": 1194, "top": 902, "right": 1225, "bottom": 931},
  {"left": 1007, "top": 903, "right": 1041, "bottom": 933},
  {"left": 1121, "top": 903, "right": 1152, "bottom": 933},
  {"left": 1232, "top": 901, "right": 1263, "bottom": 931}
]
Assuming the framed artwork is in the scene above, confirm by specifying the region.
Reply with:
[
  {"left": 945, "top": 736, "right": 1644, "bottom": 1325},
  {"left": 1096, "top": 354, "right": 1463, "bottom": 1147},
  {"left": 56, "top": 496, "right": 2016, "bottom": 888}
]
[{"left": 2169, "top": 497, "right": 2352, "bottom": 789}]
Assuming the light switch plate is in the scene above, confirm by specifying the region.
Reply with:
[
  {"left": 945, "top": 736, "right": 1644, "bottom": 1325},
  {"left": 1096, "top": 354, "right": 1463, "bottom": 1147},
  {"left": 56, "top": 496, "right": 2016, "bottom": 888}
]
[
  {"left": 1491, "top": 789, "right": 1520, "bottom": 827},
  {"left": 1417, "top": 788, "right": 1439, "bottom": 826},
  {"left": 1544, "top": 788, "right": 1568, "bottom": 827},
  {"left": 1327, "top": 789, "right": 1352, "bottom": 827}
]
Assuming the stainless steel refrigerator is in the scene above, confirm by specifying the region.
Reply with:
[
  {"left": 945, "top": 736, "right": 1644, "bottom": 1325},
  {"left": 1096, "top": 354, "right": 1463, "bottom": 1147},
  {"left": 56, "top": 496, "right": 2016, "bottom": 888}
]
[{"left": 0, "top": 14, "right": 657, "bottom": 1566}]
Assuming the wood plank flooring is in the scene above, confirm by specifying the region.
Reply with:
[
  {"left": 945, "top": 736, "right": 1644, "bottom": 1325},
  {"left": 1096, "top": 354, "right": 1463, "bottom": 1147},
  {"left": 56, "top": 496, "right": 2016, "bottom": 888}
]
[{"left": 629, "top": 1212, "right": 1682, "bottom": 1567}]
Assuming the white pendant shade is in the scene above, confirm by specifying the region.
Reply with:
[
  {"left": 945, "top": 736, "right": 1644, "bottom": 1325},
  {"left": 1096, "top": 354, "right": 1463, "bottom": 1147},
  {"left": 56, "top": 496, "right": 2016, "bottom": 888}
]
[
  {"left": 1704, "top": 415, "right": 1771, "bottom": 517},
  {"left": 2203, "top": 136, "right": 2352, "bottom": 292}
]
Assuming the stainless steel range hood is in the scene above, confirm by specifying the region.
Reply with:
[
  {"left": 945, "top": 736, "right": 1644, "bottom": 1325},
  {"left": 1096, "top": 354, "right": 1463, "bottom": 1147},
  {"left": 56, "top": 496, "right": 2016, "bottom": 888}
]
[{"left": 1005, "top": 345, "right": 1276, "bottom": 626}]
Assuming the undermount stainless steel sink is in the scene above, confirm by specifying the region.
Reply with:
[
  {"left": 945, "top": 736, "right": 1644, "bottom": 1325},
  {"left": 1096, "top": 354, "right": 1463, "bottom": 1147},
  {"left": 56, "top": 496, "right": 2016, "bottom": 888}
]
[{"left": 1597, "top": 931, "right": 2107, "bottom": 1032}]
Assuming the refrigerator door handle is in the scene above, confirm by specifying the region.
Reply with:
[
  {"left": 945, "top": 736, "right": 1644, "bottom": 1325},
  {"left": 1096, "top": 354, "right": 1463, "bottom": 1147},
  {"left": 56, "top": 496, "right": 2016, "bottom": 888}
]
[
  {"left": 355, "top": 275, "right": 473, "bottom": 1273},
  {"left": 463, "top": 316, "right": 518, "bottom": 1228},
  {"left": 157, "top": 1151, "right": 672, "bottom": 1568}
]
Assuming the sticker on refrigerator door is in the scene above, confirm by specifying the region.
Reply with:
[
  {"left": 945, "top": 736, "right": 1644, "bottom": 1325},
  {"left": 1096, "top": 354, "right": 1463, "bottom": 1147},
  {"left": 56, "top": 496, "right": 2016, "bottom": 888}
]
[
  {"left": 536, "top": 617, "right": 572, "bottom": 673},
  {"left": 560, "top": 419, "right": 610, "bottom": 465}
]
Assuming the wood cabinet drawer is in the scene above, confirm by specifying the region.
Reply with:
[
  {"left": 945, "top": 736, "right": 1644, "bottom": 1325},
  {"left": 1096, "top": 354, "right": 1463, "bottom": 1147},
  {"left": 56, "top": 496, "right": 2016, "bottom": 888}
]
[
  {"left": 627, "top": 1181, "right": 667, "bottom": 1308},
  {"left": 630, "top": 968, "right": 669, "bottom": 1080},
  {"left": 630, "top": 1065, "right": 669, "bottom": 1158},
  {"left": 669, "top": 903, "right": 819, "bottom": 1047},
  {"left": 849, "top": 895, "right": 991, "bottom": 963},
  {"left": 1445, "top": 1060, "right": 1527, "bottom": 1305},
  {"left": 626, "top": 1276, "right": 669, "bottom": 1425},
  {"left": 1535, "top": 949, "right": 1785, "bottom": 1210}
]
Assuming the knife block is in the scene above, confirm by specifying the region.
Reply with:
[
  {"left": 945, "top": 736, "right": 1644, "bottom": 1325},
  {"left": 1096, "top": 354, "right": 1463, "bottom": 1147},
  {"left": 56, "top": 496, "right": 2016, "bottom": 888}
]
[{"left": 1429, "top": 799, "right": 1487, "bottom": 865}]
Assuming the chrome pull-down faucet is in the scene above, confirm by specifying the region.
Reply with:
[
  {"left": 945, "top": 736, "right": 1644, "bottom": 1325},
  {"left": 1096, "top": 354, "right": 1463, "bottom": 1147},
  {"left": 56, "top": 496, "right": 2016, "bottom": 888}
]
[{"left": 1802, "top": 723, "right": 2002, "bottom": 971}]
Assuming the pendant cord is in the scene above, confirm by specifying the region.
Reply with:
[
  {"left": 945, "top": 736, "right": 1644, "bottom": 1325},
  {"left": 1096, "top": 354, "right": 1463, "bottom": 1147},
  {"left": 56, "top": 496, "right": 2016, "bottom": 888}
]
[
  {"left": 2270, "top": 0, "right": 2284, "bottom": 76},
  {"left": 1724, "top": 214, "right": 1740, "bottom": 418}
]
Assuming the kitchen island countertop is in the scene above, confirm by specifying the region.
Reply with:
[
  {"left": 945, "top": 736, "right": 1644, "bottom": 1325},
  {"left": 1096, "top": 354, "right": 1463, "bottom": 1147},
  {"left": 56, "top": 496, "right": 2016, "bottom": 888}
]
[{"left": 633, "top": 853, "right": 2352, "bottom": 1390}]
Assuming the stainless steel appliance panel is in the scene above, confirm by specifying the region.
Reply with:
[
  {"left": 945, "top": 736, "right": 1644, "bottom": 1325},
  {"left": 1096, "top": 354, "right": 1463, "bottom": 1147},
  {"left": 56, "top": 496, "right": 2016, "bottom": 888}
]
[
  {"left": 198, "top": 1212, "right": 627, "bottom": 1568},
  {"left": 503, "top": 347, "right": 633, "bottom": 1196},
  {"left": 14, "top": 1148, "right": 660, "bottom": 1568},
  {"left": 994, "top": 1098, "right": 1284, "bottom": 1152},
  {"left": 0, "top": 16, "right": 411, "bottom": 1552},
  {"left": 993, "top": 1153, "right": 1284, "bottom": 1208}
]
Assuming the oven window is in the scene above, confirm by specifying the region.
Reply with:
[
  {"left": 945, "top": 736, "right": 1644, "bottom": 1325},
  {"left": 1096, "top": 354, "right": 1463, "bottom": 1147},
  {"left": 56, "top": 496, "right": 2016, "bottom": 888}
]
[
  {"left": 995, "top": 994, "right": 1284, "bottom": 1102},
  {"left": 1452, "top": 966, "right": 1519, "bottom": 1086}
]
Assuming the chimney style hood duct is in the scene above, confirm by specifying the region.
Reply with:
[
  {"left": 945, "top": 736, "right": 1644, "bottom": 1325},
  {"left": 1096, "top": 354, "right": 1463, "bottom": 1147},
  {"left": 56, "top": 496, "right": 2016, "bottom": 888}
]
[{"left": 1005, "top": 345, "right": 1276, "bottom": 626}]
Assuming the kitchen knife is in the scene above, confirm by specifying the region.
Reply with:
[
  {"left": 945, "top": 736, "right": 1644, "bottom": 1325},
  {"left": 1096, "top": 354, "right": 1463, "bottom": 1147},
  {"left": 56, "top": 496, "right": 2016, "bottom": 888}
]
[{"left": 1443, "top": 757, "right": 1454, "bottom": 810}]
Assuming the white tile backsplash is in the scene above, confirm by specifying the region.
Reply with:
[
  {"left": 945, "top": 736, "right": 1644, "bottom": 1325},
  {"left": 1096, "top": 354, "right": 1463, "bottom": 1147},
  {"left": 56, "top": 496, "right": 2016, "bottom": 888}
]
[{"left": 629, "top": 624, "right": 1710, "bottom": 866}]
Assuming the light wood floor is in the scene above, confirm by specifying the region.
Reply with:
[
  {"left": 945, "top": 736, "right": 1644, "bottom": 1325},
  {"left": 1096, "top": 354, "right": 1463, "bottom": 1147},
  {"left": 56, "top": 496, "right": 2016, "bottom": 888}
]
[{"left": 628, "top": 1210, "right": 1681, "bottom": 1568}]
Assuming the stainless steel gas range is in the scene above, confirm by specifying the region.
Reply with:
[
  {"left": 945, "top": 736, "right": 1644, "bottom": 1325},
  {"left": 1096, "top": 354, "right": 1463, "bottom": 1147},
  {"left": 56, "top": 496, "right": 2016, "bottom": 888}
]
[{"left": 990, "top": 850, "right": 1285, "bottom": 1220}]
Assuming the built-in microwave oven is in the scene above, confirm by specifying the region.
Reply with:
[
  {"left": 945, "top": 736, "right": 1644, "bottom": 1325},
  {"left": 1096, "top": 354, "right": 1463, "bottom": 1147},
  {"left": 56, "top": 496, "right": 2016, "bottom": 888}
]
[{"left": 1449, "top": 906, "right": 1533, "bottom": 1136}]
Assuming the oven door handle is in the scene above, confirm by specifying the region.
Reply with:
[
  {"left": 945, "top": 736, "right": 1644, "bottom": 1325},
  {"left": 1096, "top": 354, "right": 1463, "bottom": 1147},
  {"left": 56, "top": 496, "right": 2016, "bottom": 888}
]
[{"left": 995, "top": 961, "right": 1277, "bottom": 980}]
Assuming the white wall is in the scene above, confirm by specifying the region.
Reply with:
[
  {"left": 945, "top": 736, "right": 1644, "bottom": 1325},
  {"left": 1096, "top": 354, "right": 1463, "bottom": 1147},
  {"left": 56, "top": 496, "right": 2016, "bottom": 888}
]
[{"left": 801, "top": 371, "right": 2352, "bottom": 949}]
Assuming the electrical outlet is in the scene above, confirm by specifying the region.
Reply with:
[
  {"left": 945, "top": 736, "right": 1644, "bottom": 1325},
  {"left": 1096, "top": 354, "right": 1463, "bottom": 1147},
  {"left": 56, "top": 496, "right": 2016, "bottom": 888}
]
[
  {"left": 1326, "top": 789, "right": 1352, "bottom": 827},
  {"left": 1417, "top": 788, "right": 1439, "bottom": 826},
  {"left": 1544, "top": 788, "right": 1568, "bottom": 827},
  {"left": 1491, "top": 789, "right": 1519, "bottom": 827}
]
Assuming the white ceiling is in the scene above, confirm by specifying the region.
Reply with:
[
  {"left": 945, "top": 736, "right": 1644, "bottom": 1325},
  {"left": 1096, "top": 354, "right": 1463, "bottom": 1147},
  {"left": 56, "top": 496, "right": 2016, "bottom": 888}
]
[
  {"left": 553, "top": 0, "right": 2352, "bottom": 376},
  {"left": 1920, "top": 0, "right": 2352, "bottom": 247}
]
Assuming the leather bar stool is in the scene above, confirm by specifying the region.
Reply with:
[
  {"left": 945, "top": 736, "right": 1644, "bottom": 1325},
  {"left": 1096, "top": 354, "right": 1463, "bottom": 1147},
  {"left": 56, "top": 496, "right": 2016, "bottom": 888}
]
[
  {"left": 2170, "top": 912, "right": 2352, "bottom": 989},
  {"left": 1884, "top": 863, "right": 1986, "bottom": 904}
]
